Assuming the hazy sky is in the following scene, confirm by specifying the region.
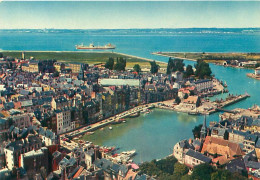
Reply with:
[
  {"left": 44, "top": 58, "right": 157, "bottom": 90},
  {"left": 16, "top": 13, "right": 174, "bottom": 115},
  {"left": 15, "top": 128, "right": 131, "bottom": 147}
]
[{"left": 0, "top": 1, "right": 260, "bottom": 29}]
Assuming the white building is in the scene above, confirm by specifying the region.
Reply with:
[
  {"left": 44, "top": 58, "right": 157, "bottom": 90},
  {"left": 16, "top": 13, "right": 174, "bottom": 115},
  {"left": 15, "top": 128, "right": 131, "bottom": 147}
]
[
  {"left": 193, "top": 79, "right": 213, "bottom": 92},
  {"left": 255, "top": 67, "right": 260, "bottom": 76},
  {"left": 38, "top": 128, "right": 59, "bottom": 146},
  {"left": 55, "top": 108, "right": 75, "bottom": 134},
  {"left": 184, "top": 149, "right": 211, "bottom": 168}
]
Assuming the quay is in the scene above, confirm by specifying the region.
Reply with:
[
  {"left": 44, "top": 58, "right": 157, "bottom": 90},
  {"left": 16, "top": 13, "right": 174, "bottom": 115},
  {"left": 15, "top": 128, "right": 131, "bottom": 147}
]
[
  {"left": 61, "top": 104, "right": 155, "bottom": 139},
  {"left": 217, "top": 94, "right": 250, "bottom": 108},
  {"left": 151, "top": 52, "right": 197, "bottom": 62},
  {"left": 61, "top": 94, "right": 250, "bottom": 140}
]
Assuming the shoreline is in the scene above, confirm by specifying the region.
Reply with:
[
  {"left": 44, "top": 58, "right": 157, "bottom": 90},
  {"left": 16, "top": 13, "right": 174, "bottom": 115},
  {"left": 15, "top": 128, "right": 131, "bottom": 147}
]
[{"left": 246, "top": 73, "right": 260, "bottom": 80}]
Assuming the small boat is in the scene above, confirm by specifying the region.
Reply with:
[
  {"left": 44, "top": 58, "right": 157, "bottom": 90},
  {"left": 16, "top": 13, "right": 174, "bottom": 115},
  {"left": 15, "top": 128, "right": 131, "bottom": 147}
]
[
  {"left": 109, "top": 126, "right": 113, "bottom": 130},
  {"left": 128, "top": 112, "right": 140, "bottom": 118},
  {"left": 188, "top": 111, "right": 201, "bottom": 115},
  {"left": 122, "top": 120, "right": 126, "bottom": 123}
]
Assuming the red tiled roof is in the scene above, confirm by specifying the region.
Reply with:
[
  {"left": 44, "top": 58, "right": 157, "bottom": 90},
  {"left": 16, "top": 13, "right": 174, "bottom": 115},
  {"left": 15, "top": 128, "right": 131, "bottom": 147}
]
[{"left": 201, "top": 136, "right": 244, "bottom": 158}]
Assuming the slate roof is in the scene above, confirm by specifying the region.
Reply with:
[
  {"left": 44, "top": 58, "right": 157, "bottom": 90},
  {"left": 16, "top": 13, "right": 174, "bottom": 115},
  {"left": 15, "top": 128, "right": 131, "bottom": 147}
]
[
  {"left": 226, "top": 158, "right": 246, "bottom": 173},
  {"left": 252, "top": 119, "right": 260, "bottom": 127},
  {"left": 94, "top": 158, "right": 128, "bottom": 177},
  {"left": 185, "top": 149, "right": 211, "bottom": 163},
  {"left": 5, "top": 136, "right": 42, "bottom": 152}
]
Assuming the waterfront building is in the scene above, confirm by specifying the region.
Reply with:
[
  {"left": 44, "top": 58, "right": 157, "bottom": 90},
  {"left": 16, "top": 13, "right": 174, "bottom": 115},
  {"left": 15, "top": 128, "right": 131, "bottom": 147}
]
[
  {"left": 193, "top": 79, "right": 213, "bottom": 92},
  {"left": 55, "top": 108, "right": 75, "bottom": 135},
  {"left": 182, "top": 96, "right": 200, "bottom": 109},
  {"left": 173, "top": 139, "right": 194, "bottom": 163},
  {"left": 255, "top": 67, "right": 260, "bottom": 76},
  {"left": 184, "top": 149, "right": 211, "bottom": 169}
]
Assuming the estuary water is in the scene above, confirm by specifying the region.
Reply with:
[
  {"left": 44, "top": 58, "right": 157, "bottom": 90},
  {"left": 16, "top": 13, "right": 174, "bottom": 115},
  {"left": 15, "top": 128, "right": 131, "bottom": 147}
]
[{"left": 0, "top": 29, "right": 260, "bottom": 163}]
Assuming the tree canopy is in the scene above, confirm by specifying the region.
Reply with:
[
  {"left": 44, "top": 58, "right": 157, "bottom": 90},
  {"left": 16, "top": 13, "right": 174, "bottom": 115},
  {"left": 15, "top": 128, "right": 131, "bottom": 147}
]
[
  {"left": 150, "top": 60, "right": 160, "bottom": 74},
  {"left": 192, "top": 163, "right": 214, "bottom": 180},
  {"left": 185, "top": 65, "right": 194, "bottom": 77},
  {"left": 192, "top": 124, "right": 203, "bottom": 139},
  {"left": 105, "top": 57, "right": 114, "bottom": 70},
  {"left": 167, "top": 58, "right": 185, "bottom": 74},
  {"left": 133, "top": 64, "right": 141, "bottom": 73},
  {"left": 195, "top": 59, "right": 212, "bottom": 79},
  {"left": 114, "top": 57, "right": 126, "bottom": 71}
]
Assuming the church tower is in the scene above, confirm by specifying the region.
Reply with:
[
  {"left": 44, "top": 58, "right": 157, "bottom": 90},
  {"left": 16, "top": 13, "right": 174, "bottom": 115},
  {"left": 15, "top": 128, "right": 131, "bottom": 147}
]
[{"left": 200, "top": 115, "right": 207, "bottom": 140}]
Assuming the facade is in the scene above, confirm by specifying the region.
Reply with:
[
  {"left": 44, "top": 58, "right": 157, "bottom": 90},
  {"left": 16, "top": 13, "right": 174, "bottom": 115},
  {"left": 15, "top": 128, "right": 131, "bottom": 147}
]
[
  {"left": 20, "top": 147, "right": 49, "bottom": 176},
  {"left": 54, "top": 62, "right": 65, "bottom": 72},
  {"left": 194, "top": 79, "right": 213, "bottom": 92},
  {"left": 173, "top": 139, "right": 194, "bottom": 163},
  {"left": 228, "top": 129, "right": 248, "bottom": 144},
  {"left": 55, "top": 108, "right": 75, "bottom": 134},
  {"left": 184, "top": 149, "right": 211, "bottom": 168},
  {"left": 68, "top": 63, "right": 85, "bottom": 73},
  {"left": 11, "top": 114, "right": 31, "bottom": 129},
  {"left": 4, "top": 136, "right": 42, "bottom": 170},
  {"left": 182, "top": 96, "right": 200, "bottom": 109},
  {"left": 98, "top": 78, "right": 140, "bottom": 87}
]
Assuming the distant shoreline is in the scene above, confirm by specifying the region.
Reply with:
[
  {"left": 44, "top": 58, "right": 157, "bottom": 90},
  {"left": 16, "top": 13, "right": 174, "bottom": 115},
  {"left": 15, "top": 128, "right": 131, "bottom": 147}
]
[{"left": 1, "top": 50, "right": 167, "bottom": 68}]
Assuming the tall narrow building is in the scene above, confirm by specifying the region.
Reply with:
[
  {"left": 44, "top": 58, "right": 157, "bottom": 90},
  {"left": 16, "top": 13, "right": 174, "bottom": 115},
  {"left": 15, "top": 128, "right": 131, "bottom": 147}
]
[{"left": 200, "top": 115, "right": 207, "bottom": 140}]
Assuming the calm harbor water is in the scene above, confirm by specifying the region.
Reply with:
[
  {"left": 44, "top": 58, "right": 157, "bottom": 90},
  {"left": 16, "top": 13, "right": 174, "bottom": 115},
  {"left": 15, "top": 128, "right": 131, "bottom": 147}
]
[{"left": 0, "top": 29, "right": 260, "bottom": 163}]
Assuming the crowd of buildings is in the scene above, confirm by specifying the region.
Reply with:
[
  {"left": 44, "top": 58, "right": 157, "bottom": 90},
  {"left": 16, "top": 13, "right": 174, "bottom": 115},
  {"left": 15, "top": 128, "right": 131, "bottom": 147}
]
[
  {"left": 0, "top": 53, "right": 217, "bottom": 179},
  {"left": 173, "top": 112, "right": 260, "bottom": 180},
  {"left": 0, "top": 53, "right": 220, "bottom": 179}
]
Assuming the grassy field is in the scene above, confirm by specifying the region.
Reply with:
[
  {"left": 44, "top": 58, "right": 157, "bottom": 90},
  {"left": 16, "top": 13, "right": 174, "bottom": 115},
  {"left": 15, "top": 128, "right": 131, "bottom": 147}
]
[
  {"left": 153, "top": 52, "right": 260, "bottom": 63},
  {"left": 2, "top": 51, "right": 166, "bottom": 69}
]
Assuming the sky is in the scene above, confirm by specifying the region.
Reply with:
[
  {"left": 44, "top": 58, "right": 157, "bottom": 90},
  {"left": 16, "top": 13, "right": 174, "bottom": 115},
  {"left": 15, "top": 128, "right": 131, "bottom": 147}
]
[{"left": 0, "top": 1, "right": 260, "bottom": 29}]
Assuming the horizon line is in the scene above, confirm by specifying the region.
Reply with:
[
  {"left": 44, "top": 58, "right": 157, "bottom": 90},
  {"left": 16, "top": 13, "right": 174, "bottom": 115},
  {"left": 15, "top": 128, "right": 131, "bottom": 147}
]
[{"left": 1, "top": 27, "right": 260, "bottom": 30}]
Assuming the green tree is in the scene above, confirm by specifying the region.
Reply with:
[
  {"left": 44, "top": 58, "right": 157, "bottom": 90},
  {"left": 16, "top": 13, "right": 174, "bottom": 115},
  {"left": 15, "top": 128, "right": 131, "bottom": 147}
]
[
  {"left": 192, "top": 124, "right": 203, "bottom": 139},
  {"left": 191, "top": 163, "right": 214, "bottom": 180},
  {"left": 174, "top": 162, "right": 189, "bottom": 176},
  {"left": 184, "top": 93, "right": 189, "bottom": 99},
  {"left": 175, "top": 96, "right": 181, "bottom": 104},
  {"left": 0, "top": 53, "right": 3, "bottom": 58},
  {"left": 105, "top": 57, "right": 114, "bottom": 70},
  {"left": 133, "top": 64, "right": 141, "bottom": 73},
  {"left": 53, "top": 71, "right": 59, "bottom": 77},
  {"left": 181, "top": 174, "right": 192, "bottom": 180},
  {"left": 185, "top": 65, "right": 194, "bottom": 77},
  {"left": 195, "top": 59, "right": 212, "bottom": 79},
  {"left": 167, "top": 58, "right": 185, "bottom": 74},
  {"left": 150, "top": 60, "right": 160, "bottom": 74},
  {"left": 114, "top": 57, "right": 126, "bottom": 71}
]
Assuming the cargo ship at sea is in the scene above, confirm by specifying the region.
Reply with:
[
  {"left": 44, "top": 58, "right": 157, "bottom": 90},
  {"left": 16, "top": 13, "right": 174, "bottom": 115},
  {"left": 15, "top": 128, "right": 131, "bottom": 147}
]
[{"left": 75, "top": 43, "right": 116, "bottom": 50}]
